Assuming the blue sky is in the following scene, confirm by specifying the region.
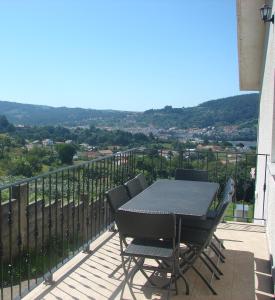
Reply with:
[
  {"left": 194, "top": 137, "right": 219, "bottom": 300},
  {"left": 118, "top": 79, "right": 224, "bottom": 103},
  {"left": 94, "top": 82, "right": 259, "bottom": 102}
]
[{"left": 0, "top": 0, "right": 247, "bottom": 111}]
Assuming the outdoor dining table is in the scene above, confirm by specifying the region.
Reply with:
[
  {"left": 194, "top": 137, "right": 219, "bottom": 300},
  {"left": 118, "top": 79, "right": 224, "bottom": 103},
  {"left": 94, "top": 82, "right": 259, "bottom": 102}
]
[{"left": 119, "top": 179, "right": 220, "bottom": 219}]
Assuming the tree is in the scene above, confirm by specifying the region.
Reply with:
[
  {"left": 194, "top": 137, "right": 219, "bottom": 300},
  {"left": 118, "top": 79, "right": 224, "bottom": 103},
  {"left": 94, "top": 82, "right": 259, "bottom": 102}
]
[
  {"left": 0, "top": 134, "right": 11, "bottom": 158},
  {"left": 56, "top": 144, "right": 76, "bottom": 164},
  {"left": 8, "top": 158, "right": 33, "bottom": 177}
]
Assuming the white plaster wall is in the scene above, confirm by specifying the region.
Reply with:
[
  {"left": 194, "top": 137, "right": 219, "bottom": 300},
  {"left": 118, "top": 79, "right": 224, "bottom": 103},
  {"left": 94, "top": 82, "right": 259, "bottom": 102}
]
[
  {"left": 255, "top": 0, "right": 275, "bottom": 265},
  {"left": 266, "top": 169, "right": 275, "bottom": 262},
  {"left": 237, "top": 0, "right": 265, "bottom": 90}
]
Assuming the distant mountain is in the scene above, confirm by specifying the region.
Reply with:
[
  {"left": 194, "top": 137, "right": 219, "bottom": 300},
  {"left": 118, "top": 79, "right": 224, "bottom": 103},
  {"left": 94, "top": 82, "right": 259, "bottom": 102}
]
[
  {"left": 0, "top": 100, "right": 135, "bottom": 126},
  {"left": 140, "top": 94, "right": 259, "bottom": 129},
  {"left": 0, "top": 93, "right": 259, "bottom": 129}
]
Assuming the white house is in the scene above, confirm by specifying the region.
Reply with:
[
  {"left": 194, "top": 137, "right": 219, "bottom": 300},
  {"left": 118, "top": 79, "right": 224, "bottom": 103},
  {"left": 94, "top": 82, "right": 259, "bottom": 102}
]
[
  {"left": 42, "top": 139, "right": 54, "bottom": 147},
  {"left": 237, "top": 0, "right": 275, "bottom": 280}
]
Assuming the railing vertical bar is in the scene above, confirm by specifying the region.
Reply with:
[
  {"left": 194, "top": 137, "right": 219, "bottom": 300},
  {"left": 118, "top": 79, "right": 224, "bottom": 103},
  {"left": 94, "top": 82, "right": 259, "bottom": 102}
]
[
  {"left": 233, "top": 154, "right": 238, "bottom": 218},
  {"left": 0, "top": 190, "right": 3, "bottom": 300},
  {"left": 107, "top": 157, "right": 112, "bottom": 225},
  {"left": 225, "top": 153, "right": 228, "bottom": 183},
  {"left": 76, "top": 168, "right": 80, "bottom": 250},
  {"left": 85, "top": 164, "right": 90, "bottom": 248},
  {"left": 122, "top": 153, "right": 125, "bottom": 182},
  {"left": 106, "top": 157, "right": 109, "bottom": 190},
  {"left": 48, "top": 174, "right": 52, "bottom": 280},
  {"left": 66, "top": 169, "right": 70, "bottom": 260},
  {"left": 99, "top": 160, "right": 103, "bottom": 233},
  {"left": 125, "top": 152, "right": 129, "bottom": 179},
  {"left": 215, "top": 152, "right": 218, "bottom": 182},
  {"left": 34, "top": 180, "right": 38, "bottom": 284},
  {"left": 119, "top": 151, "right": 121, "bottom": 181},
  {"left": 243, "top": 155, "right": 248, "bottom": 219},
  {"left": 110, "top": 156, "right": 115, "bottom": 224},
  {"left": 160, "top": 148, "right": 163, "bottom": 177},
  {"left": 206, "top": 152, "right": 209, "bottom": 176},
  {"left": 131, "top": 150, "right": 137, "bottom": 175},
  {"left": 41, "top": 177, "right": 45, "bottom": 279},
  {"left": 26, "top": 183, "right": 30, "bottom": 290},
  {"left": 151, "top": 152, "right": 154, "bottom": 181},
  {"left": 81, "top": 166, "right": 85, "bottom": 249},
  {"left": 262, "top": 154, "right": 268, "bottom": 220},
  {"left": 72, "top": 169, "right": 75, "bottom": 255},
  {"left": 61, "top": 170, "right": 64, "bottom": 263},
  {"left": 95, "top": 162, "right": 99, "bottom": 237},
  {"left": 17, "top": 184, "right": 22, "bottom": 298},
  {"left": 142, "top": 149, "right": 145, "bottom": 174},
  {"left": 8, "top": 186, "right": 13, "bottom": 300},
  {"left": 103, "top": 157, "right": 107, "bottom": 230},
  {"left": 91, "top": 162, "right": 95, "bottom": 239},
  {"left": 116, "top": 153, "right": 119, "bottom": 183},
  {"left": 55, "top": 172, "right": 58, "bottom": 269}
]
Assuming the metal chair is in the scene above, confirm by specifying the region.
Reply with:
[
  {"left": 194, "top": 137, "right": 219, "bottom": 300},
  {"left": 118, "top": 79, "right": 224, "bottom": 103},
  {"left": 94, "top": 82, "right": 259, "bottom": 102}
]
[
  {"left": 116, "top": 211, "right": 189, "bottom": 299},
  {"left": 175, "top": 168, "right": 208, "bottom": 181},
  {"left": 181, "top": 178, "right": 235, "bottom": 243},
  {"left": 179, "top": 182, "right": 234, "bottom": 295},
  {"left": 105, "top": 185, "right": 130, "bottom": 214},
  {"left": 135, "top": 173, "right": 148, "bottom": 190},
  {"left": 124, "top": 177, "right": 143, "bottom": 198}
]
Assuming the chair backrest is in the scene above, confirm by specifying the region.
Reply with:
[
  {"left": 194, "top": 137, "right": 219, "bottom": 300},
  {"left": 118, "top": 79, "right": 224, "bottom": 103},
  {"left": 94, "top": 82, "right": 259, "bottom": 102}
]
[
  {"left": 223, "top": 177, "right": 235, "bottom": 198},
  {"left": 135, "top": 173, "right": 148, "bottom": 190},
  {"left": 214, "top": 183, "right": 234, "bottom": 226},
  {"left": 124, "top": 177, "right": 143, "bottom": 198},
  {"left": 175, "top": 168, "right": 208, "bottom": 182},
  {"left": 116, "top": 211, "right": 176, "bottom": 240},
  {"left": 106, "top": 185, "right": 130, "bottom": 214}
]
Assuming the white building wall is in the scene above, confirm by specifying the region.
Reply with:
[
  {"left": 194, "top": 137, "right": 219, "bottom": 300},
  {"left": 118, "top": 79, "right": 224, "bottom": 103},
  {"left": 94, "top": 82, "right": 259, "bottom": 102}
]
[
  {"left": 266, "top": 168, "right": 275, "bottom": 262},
  {"left": 255, "top": 1, "right": 275, "bottom": 264}
]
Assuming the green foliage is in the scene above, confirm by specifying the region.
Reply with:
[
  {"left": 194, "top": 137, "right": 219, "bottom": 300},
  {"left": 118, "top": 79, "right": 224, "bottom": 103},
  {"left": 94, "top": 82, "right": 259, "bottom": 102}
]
[
  {"left": 0, "top": 115, "right": 14, "bottom": 133},
  {"left": 141, "top": 94, "right": 259, "bottom": 129},
  {"left": 0, "top": 94, "right": 259, "bottom": 131},
  {"left": 56, "top": 144, "right": 76, "bottom": 164},
  {"left": 0, "top": 134, "right": 12, "bottom": 158},
  {"left": 7, "top": 157, "right": 33, "bottom": 177}
]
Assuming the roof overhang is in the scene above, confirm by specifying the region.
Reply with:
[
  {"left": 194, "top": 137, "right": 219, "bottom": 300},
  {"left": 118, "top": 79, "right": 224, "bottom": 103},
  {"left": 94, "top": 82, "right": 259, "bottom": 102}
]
[{"left": 237, "top": 0, "right": 266, "bottom": 91}]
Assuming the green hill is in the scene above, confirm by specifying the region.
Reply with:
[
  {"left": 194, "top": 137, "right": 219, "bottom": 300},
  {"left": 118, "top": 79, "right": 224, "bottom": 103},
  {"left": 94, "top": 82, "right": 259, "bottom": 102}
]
[
  {"left": 0, "top": 93, "right": 259, "bottom": 129},
  {"left": 140, "top": 94, "right": 259, "bottom": 129}
]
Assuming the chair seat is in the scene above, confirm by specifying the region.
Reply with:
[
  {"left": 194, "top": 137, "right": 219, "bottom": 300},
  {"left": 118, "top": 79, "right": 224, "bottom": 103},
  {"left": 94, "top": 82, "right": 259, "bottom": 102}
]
[
  {"left": 122, "top": 239, "right": 174, "bottom": 259},
  {"left": 181, "top": 216, "right": 215, "bottom": 231},
  {"left": 181, "top": 227, "right": 212, "bottom": 246}
]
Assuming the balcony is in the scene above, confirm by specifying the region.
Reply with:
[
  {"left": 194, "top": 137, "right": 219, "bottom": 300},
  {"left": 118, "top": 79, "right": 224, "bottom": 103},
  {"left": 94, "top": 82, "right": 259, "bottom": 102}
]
[
  {"left": 0, "top": 148, "right": 273, "bottom": 299},
  {"left": 22, "top": 222, "right": 272, "bottom": 300}
]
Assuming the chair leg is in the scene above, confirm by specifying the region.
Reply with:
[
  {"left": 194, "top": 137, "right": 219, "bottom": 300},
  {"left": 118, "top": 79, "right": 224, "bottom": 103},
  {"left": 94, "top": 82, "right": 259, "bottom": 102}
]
[
  {"left": 202, "top": 251, "right": 223, "bottom": 276},
  {"left": 131, "top": 257, "right": 156, "bottom": 287},
  {"left": 166, "top": 273, "right": 173, "bottom": 300},
  {"left": 199, "top": 255, "right": 220, "bottom": 280},
  {"left": 121, "top": 256, "right": 136, "bottom": 300},
  {"left": 179, "top": 270, "right": 189, "bottom": 295},
  {"left": 210, "top": 243, "right": 225, "bottom": 262},
  {"left": 192, "top": 265, "right": 217, "bottom": 295},
  {"left": 213, "top": 233, "right": 225, "bottom": 249}
]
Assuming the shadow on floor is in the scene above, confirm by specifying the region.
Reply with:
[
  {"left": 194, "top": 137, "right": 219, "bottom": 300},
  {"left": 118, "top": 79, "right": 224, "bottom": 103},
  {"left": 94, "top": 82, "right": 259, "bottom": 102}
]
[{"left": 25, "top": 232, "right": 271, "bottom": 300}]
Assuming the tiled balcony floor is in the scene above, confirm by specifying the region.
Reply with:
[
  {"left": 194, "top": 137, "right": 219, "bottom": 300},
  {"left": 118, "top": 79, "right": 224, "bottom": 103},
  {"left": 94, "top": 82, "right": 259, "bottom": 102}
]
[{"left": 23, "top": 222, "right": 273, "bottom": 300}]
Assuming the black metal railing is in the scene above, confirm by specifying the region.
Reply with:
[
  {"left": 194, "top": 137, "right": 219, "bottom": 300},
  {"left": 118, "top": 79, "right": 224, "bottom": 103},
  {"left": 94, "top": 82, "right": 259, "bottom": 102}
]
[
  {"left": 134, "top": 148, "right": 268, "bottom": 222},
  {"left": 0, "top": 149, "right": 137, "bottom": 300},
  {"left": 0, "top": 147, "right": 268, "bottom": 299}
]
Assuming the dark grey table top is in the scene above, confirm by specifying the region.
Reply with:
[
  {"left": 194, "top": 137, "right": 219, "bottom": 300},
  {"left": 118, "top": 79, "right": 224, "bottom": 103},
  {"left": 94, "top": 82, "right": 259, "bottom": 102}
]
[{"left": 119, "top": 179, "right": 220, "bottom": 218}]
